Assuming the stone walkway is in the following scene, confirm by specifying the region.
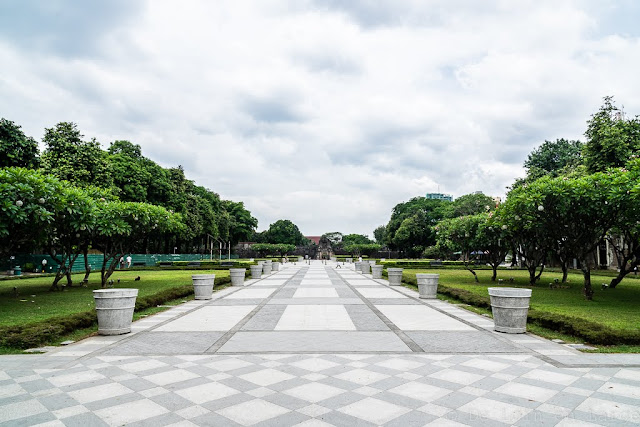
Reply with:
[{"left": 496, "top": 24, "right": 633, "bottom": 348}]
[{"left": 1, "top": 261, "right": 639, "bottom": 426}]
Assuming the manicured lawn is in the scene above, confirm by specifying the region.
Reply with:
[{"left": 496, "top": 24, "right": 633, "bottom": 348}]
[
  {"left": 0, "top": 269, "right": 229, "bottom": 327},
  {"left": 404, "top": 268, "right": 640, "bottom": 334}
]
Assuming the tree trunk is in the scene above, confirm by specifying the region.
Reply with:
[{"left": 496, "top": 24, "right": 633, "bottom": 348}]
[
  {"left": 83, "top": 248, "right": 91, "bottom": 282},
  {"left": 582, "top": 265, "right": 593, "bottom": 300},
  {"left": 463, "top": 256, "right": 479, "bottom": 283},
  {"left": 64, "top": 253, "right": 79, "bottom": 286},
  {"left": 491, "top": 264, "right": 498, "bottom": 281},
  {"left": 561, "top": 264, "right": 568, "bottom": 283},
  {"left": 48, "top": 251, "right": 67, "bottom": 291}
]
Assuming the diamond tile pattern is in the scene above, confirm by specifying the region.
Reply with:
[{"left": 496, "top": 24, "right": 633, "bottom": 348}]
[{"left": 1, "top": 262, "right": 638, "bottom": 426}]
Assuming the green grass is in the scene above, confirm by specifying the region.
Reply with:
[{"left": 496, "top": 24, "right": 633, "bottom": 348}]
[
  {"left": 403, "top": 268, "right": 640, "bottom": 352},
  {"left": 0, "top": 269, "right": 229, "bottom": 327}
]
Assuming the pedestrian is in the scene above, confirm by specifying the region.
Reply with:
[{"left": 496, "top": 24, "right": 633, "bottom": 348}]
[
  {"left": 126, "top": 255, "right": 132, "bottom": 268},
  {"left": 41, "top": 258, "right": 47, "bottom": 273},
  {"left": 119, "top": 257, "right": 125, "bottom": 269}
]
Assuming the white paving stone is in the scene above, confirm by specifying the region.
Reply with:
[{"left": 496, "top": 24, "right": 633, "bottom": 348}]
[
  {"left": 155, "top": 305, "right": 255, "bottom": 331},
  {"left": 275, "top": 305, "right": 356, "bottom": 330},
  {"left": 376, "top": 304, "right": 476, "bottom": 330},
  {"left": 217, "top": 399, "right": 290, "bottom": 425},
  {"left": 338, "top": 397, "right": 411, "bottom": 425}
]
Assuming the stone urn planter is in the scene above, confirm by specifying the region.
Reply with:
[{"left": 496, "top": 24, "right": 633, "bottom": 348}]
[
  {"left": 488, "top": 287, "right": 532, "bottom": 333},
  {"left": 250, "top": 265, "right": 263, "bottom": 279},
  {"left": 360, "top": 262, "right": 370, "bottom": 274},
  {"left": 371, "top": 265, "right": 383, "bottom": 279},
  {"left": 93, "top": 289, "right": 138, "bottom": 335},
  {"left": 192, "top": 274, "right": 215, "bottom": 300},
  {"left": 263, "top": 260, "right": 272, "bottom": 275},
  {"left": 416, "top": 273, "right": 439, "bottom": 299},
  {"left": 298, "top": 256, "right": 304, "bottom": 262},
  {"left": 346, "top": 258, "right": 352, "bottom": 263},
  {"left": 354, "top": 261, "right": 362, "bottom": 272},
  {"left": 272, "top": 261, "right": 281, "bottom": 271},
  {"left": 230, "top": 268, "right": 246, "bottom": 286},
  {"left": 387, "top": 268, "right": 403, "bottom": 286}
]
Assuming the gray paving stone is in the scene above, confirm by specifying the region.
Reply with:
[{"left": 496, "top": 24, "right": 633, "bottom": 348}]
[
  {"left": 433, "top": 390, "right": 478, "bottom": 409},
  {"left": 62, "top": 412, "right": 111, "bottom": 427},
  {"left": 191, "top": 411, "right": 244, "bottom": 426},
  {"left": 242, "top": 305, "right": 287, "bottom": 331},
  {"left": 385, "top": 410, "right": 437, "bottom": 427},
  {"left": 345, "top": 305, "right": 390, "bottom": 331},
  {"left": 254, "top": 411, "right": 310, "bottom": 427},
  {"left": 218, "top": 331, "right": 412, "bottom": 352},
  {"left": 407, "top": 331, "right": 526, "bottom": 353},
  {"left": 100, "top": 332, "right": 225, "bottom": 355},
  {"left": 319, "top": 409, "right": 377, "bottom": 426}
]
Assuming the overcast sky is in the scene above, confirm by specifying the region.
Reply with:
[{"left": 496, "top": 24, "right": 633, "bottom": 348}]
[{"left": 1, "top": 1, "right": 639, "bottom": 236}]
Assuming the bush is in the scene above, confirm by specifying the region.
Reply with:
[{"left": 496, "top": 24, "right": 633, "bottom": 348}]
[{"left": 23, "top": 262, "right": 36, "bottom": 272}]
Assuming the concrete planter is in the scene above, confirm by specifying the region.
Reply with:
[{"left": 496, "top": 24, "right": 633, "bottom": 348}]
[
  {"left": 371, "top": 265, "right": 383, "bottom": 279},
  {"left": 346, "top": 258, "right": 352, "bottom": 263},
  {"left": 488, "top": 287, "right": 532, "bottom": 333},
  {"left": 354, "top": 261, "right": 362, "bottom": 272},
  {"left": 387, "top": 268, "right": 403, "bottom": 286},
  {"left": 360, "top": 262, "right": 370, "bottom": 274},
  {"left": 416, "top": 274, "right": 439, "bottom": 299},
  {"left": 250, "top": 265, "right": 263, "bottom": 279},
  {"left": 192, "top": 274, "right": 215, "bottom": 300},
  {"left": 298, "top": 257, "right": 303, "bottom": 262},
  {"left": 229, "top": 269, "right": 246, "bottom": 286},
  {"left": 263, "top": 262, "right": 272, "bottom": 275},
  {"left": 272, "top": 262, "right": 281, "bottom": 271},
  {"left": 93, "top": 289, "right": 138, "bottom": 335}
]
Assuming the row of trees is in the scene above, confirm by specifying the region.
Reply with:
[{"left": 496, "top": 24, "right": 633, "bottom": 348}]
[
  {"left": 1, "top": 120, "right": 259, "bottom": 288},
  {"left": 320, "top": 232, "right": 381, "bottom": 256},
  {"left": 375, "top": 97, "right": 640, "bottom": 300}
]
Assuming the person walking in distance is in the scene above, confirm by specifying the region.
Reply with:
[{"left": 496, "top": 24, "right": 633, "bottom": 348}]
[{"left": 126, "top": 255, "right": 132, "bottom": 268}]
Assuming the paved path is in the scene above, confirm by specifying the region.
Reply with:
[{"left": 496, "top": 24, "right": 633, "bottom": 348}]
[{"left": 1, "top": 261, "right": 639, "bottom": 426}]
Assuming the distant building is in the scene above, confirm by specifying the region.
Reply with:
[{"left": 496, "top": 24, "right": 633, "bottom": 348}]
[
  {"left": 426, "top": 192, "right": 453, "bottom": 202},
  {"left": 305, "top": 236, "right": 322, "bottom": 245}
]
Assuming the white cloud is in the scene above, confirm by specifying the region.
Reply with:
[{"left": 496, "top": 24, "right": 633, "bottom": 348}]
[{"left": 1, "top": 0, "right": 639, "bottom": 235}]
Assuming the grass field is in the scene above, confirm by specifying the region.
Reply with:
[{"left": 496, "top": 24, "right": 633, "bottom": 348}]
[
  {"left": 404, "top": 268, "right": 640, "bottom": 333},
  {"left": 0, "top": 269, "right": 229, "bottom": 327}
]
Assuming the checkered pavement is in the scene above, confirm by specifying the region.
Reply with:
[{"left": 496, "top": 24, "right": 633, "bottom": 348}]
[{"left": 0, "top": 261, "right": 639, "bottom": 426}]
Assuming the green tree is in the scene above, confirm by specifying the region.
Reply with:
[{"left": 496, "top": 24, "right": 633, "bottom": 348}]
[
  {"left": 524, "top": 139, "right": 583, "bottom": 180},
  {"left": 0, "top": 119, "right": 39, "bottom": 168},
  {"left": 584, "top": 97, "right": 640, "bottom": 172},
  {"left": 436, "top": 214, "right": 485, "bottom": 282},
  {"left": 384, "top": 197, "right": 449, "bottom": 256},
  {"left": 605, "top": 159, "right": 640, "bottom": 288},
  {"left": 223, "top": 200, "right": 258, "bottom": 245},
  {"left": 498, "top": 171, "right": 627, "bottom": 299},
  {"left": 342, "top": 234, "right": 374, "bottom": 245},
  {"left": 344, "top": 243, "right": 381, "bottom": 256},
  {"left": 40, "top": 122, "right": 112, "bottom": 188},
  {"left": 107, "top": 140, "right": 152, "bottom": 202},
  {"left": 373, "top": 225, "right": 386, "bottom": 244},
  {"left": 93, "top": 201, "right": 184, "bottom": 287},
  {"left": 0, "top": 168, "right": 64, "bottom": 258},
  {"left": 264, "top": 219, "right": 305, "bottom": 245},
  {"left": 443, "top": 192, "right": 495, "bottom": 218}
]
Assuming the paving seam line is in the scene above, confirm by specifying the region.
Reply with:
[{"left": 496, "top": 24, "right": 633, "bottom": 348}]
[
  {"left": 204, "top": 267, "right": 308, "bottom": 353},
  {"left": 68, "top": 270, "right": 295, "bottom": 363},
  {"left": 328, "top": 266, "right": 424, "bottom": 353}
]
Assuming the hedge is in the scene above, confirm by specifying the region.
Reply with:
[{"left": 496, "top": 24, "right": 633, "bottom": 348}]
[
  {"left": 0, "top": 276, "right": 231, "bottom": 350},
  {"left": 400, "top": 274, "right": 640, "bottom": 346}
]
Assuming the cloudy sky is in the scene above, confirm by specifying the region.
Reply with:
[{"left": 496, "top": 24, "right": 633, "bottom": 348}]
[{"left": 1, "top": 1, "right": 639, "bottom": 236}]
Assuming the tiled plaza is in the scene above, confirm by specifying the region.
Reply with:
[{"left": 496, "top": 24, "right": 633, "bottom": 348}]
[{"left": 1, "top": 261, "right": 639, "bottom": 426}]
